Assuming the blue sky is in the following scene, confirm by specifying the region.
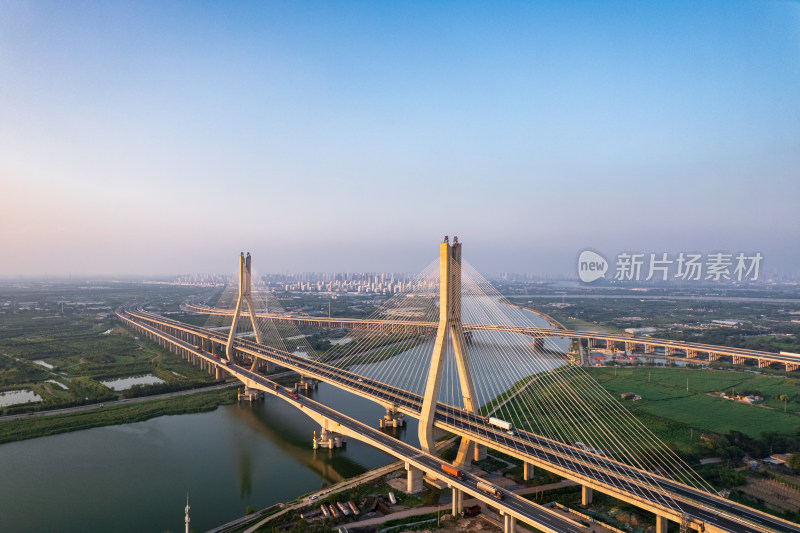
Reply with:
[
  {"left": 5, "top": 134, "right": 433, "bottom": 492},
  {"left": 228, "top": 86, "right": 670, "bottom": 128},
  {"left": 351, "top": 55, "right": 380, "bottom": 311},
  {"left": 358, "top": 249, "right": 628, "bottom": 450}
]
[{"left": 1, "top": 1, "right": 798, "bottom": 277}]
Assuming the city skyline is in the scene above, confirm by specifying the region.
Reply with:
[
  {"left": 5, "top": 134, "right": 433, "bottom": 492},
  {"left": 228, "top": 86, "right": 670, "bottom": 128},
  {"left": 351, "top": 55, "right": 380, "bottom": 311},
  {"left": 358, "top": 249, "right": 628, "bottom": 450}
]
[{"left": 1, "top": 1, "right": 798, "bottom": 277}]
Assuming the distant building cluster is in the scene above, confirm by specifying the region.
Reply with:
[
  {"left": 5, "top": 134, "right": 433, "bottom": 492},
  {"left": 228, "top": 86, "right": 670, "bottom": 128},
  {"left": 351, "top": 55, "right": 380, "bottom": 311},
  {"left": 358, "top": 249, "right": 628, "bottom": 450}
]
[
  {"left": 261, "top": 272, "right": 415, "bottom": 295},
  {"left": 169, "top": 274, "right": 227, "bottom": 286}
]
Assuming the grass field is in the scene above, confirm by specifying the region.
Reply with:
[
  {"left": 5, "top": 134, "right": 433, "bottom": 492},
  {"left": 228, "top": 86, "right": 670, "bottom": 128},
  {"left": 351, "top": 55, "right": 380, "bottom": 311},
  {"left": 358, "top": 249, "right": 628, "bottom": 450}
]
[{"left": 588, "top": 367, "right": 800, "bottom": 446}]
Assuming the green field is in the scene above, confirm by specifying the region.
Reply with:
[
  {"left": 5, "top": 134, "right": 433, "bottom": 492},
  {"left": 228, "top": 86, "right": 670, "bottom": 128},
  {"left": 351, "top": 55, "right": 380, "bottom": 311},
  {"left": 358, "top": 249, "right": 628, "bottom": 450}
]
[{"left": 588, "top": 367, "right": 800, "bottom": 446}]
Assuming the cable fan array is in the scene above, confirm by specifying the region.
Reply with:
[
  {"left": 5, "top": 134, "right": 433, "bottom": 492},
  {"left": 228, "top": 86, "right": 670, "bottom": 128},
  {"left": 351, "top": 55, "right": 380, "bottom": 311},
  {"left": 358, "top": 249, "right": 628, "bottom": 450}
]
[
  {"left": 314, "top": 258, "right": 716, "bottom": 510},
  {"left": 204, "top": 255, "right": 715, "bottom": 514},
  {"left": 203, "top": 268, "right": 319, "bottom": 358}
]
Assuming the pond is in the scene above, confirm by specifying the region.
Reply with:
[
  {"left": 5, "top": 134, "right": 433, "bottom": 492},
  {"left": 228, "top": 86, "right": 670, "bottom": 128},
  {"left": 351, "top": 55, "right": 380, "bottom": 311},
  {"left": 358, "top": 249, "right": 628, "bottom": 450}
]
[{"left": 100, "top": 374, "right": 166, "bottom": 391}]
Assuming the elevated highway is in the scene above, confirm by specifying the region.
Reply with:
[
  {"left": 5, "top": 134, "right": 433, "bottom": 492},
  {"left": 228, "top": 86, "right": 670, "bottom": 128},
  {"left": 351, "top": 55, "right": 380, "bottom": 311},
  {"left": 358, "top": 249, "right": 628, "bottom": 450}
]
[
  {"left": 185, "top": 303, "right": 800, "bottom": 371},
  {"left": 119, "top": 306, "right": 800, "bottom": 533}
]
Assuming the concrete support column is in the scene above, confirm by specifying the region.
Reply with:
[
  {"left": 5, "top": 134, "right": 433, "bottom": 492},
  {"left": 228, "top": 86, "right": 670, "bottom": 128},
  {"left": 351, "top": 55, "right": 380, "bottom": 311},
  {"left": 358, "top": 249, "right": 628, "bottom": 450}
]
[
  {"left": 503, "top": 513, "right": 516, "bottom": 533},
  {"left": 523, "top": 462, "right": 534, "bottom": 481},
  {"left": 656, "top": 515, "right": 668, "bottom": 533},
  {"left": 405, "top": 462, "right": 423, "bottom": 494},
  {"left": 215, "top": 366, "right": 224, "bottom": 380},
  {"left": 473, "top": 444, "right": 487, "bottom": 461},
  {"left": 582, "top": 485, "right": 593, "bottom": 506},
  {"left": 451, "top": 487, "right": 462, "bottom": 516}
]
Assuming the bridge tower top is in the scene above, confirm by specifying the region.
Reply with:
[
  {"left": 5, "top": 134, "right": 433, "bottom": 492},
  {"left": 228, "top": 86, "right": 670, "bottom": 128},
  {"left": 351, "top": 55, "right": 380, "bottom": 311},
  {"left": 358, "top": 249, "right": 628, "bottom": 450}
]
[{"left": 226, "top": 252, "right": 262, "bottom": 360}]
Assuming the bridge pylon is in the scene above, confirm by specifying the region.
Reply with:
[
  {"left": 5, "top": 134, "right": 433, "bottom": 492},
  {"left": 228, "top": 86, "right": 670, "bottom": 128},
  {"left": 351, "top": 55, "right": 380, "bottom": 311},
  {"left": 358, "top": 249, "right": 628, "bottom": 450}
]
[
  {"left": 419, "top": 236, "right": 478, "bottom": 468},
  {"left": 226, "top": 252, "right": 272, "bottom": 371}
]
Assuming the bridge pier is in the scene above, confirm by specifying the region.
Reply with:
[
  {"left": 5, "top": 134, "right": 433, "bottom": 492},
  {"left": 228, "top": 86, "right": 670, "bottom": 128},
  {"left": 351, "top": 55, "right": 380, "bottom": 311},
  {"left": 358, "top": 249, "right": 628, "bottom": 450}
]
[
  {"left": 215, "top": 366, "right": 224, "bottom": 380},
  {"left": 313, "top": 428, "right": 345, "bottom": 449},
  {"left": 523, "top": 462, "right": 534, "bottom": 481},
  {"left": 473, "top": 444, "right": 487, "bottom": 461},
  {"left": 238, "top": 387, "right": 264, "bottom": 401},
  {"left": 296, "top": 376, "right": 319, "bottom": 392},
  {"left": 732, "top": 355, "right": 746, "bottom": 365},
  {"left": 625, "top": 341, "right": 636, "bottom": 354},
  {"left": 758, "top": 359, "right": 771, "bottom": 369},
  {"left": 502, "top": 512, "right": 516, "bottom": 533},
  {"left": 644, "top": 344, "right": 655, "bottom": 354},
  {"left": 787, "top": 363, "right": 799, "bottom": 372},
  {"left": 582, "top": 485, "right": 593, "bottom": 506},
  {"left": 379, "top": 406, "right": 406, "bottom": 428},
  {"left": 665, "top": 346, "right": 675, "bottom": 356},
  {"left": 451, "top": 487, "right": 463, "bottom": 517},
  {"left": 708, "top": 351, "right": 721, "bottom": 362},
  {"left": 405, "top": 462, "right": 423, "bottom": 493},
  {"left": 656, "top": 515, "right": 668, "bottom": 533}
]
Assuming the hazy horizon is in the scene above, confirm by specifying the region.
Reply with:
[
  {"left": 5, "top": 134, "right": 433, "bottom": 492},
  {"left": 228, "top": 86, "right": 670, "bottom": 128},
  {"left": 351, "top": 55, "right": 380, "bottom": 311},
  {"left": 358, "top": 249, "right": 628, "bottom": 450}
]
[{"left": 2, "top": 1, "right": 798, "bottom": 278}]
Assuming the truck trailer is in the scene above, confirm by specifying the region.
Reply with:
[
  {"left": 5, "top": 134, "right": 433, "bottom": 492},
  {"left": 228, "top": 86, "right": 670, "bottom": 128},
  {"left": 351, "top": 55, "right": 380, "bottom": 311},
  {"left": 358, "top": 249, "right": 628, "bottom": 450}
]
[
  {"left": 487, "top": 417, "right": 515, "bottom": 435},
  {"left": 441, "top": 463, "right": 465, "bottom": 480},
  {"left": 476, "top": 481, "right": 504, "bottom": 500}
]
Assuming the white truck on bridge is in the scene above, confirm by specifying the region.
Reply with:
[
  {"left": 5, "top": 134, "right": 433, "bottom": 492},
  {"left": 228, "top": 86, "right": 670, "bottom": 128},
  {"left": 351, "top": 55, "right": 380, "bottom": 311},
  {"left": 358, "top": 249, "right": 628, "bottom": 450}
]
[{"left": 487, "top": 417, "right": 515, "bottom": 435}]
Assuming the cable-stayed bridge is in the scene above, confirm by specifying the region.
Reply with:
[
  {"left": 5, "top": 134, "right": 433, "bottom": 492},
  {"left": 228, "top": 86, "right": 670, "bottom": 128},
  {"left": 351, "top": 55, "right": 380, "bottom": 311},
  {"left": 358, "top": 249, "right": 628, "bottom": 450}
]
[{"left": 117, "top": 241, "right": 800, "bottom": 533}]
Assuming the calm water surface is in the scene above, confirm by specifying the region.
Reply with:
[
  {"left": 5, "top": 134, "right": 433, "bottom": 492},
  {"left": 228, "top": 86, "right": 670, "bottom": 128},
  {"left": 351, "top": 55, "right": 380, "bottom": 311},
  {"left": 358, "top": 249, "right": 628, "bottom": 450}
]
[
  {"left": 100, "top": 374, "right": 167, "bottom": 390},
  {"left": 0, "top": 389, "right": 42, "bottom": 407}
]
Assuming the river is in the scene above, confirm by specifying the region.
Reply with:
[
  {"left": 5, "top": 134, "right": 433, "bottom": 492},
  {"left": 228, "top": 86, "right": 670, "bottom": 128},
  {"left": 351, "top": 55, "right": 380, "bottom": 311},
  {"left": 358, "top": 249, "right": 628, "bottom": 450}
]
[{"left": 0, "top": 384, "right": 419, "bottom": 533}]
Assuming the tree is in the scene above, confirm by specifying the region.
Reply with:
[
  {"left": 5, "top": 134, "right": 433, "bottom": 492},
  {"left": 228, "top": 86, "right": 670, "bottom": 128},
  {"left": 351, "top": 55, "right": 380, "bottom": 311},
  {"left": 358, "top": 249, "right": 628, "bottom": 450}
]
[{"left": 787, "top": 452, "right": 800, "bottom": 473}]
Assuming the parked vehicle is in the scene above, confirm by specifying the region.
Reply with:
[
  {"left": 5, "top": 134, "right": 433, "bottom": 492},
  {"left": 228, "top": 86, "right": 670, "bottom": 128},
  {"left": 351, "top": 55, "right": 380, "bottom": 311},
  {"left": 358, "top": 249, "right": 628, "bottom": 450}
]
[{"left": 463, "top": 505, "right": 481, "bottom": 517}]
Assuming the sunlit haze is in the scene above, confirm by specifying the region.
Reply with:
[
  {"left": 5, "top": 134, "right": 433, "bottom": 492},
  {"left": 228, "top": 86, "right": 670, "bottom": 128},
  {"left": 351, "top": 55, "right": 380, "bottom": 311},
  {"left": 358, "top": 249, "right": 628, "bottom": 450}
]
[{"left": 1, "top": 1, "right": 798, "bottom": 278}]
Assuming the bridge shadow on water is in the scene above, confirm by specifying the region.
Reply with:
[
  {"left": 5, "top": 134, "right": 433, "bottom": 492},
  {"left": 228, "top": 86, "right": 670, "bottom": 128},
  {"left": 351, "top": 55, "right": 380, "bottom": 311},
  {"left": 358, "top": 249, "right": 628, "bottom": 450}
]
[{"left": 226, "top": 393, "right": 390, "bottom": 489}]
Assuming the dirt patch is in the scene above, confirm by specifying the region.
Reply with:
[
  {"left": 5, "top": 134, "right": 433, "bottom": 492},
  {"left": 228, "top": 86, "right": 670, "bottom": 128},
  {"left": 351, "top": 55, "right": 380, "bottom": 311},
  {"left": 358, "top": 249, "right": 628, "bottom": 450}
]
[
  {"left": 418, "top": 516, "right": 500, "bottom": 533},
  {"left": 737, "top": 477, "right": 800, "bottom": 513}
]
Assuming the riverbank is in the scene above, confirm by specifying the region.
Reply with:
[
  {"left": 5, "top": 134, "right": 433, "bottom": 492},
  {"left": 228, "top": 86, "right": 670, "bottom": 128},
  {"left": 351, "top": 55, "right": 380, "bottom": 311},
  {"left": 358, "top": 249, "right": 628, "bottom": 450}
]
[{"left": 0, "top": 384, "right": 238, "bottom": 444}]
